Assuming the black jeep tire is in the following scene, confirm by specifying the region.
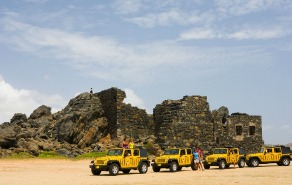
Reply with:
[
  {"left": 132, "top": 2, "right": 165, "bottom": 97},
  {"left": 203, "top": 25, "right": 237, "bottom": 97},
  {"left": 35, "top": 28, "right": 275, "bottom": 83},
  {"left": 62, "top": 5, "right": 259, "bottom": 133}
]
[
  {"left": 138, "top": 162, "right": 148, "bottom": 174},
  {"left": 219, "top": 160, "right": 226, "bottom": 169},
  {"left": 122, "top": 169, "right": 131, "bottom": 174},
  {"left": 281, "top": 157, "right": 290, "bottom": 166},
  {"left": 191, "top": 164, "right": 197, "bottom": 170},
  {"left": 91, "top": 169, "right": 101, "bottom": 175},
  {"left": 277, "top": 162, "right": 283, "bottom": 166},
  {"left": 250, "top": 158, "right": 259, "bottom": 167},
  {"left": 204, "top": 164, "right": 210, "bottom": 169},
  {"left": 109, "top": 163, "right": 119, "bottom": 176},
  {"left": 238, "top": 158, "right": 245, "bottom": 168},
  {"left": 152, "top": 164, "right": 160, "bottom": 172},
  {"left": 169, "top": 162, "right": 178, "bottom": 172}
]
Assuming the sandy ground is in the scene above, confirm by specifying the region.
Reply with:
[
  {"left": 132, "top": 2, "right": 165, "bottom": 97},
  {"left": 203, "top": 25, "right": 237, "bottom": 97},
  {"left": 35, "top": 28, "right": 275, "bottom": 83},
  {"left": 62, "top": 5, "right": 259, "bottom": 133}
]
[{"left": 0, "top": 159, "right": 291, "bottom": 185}]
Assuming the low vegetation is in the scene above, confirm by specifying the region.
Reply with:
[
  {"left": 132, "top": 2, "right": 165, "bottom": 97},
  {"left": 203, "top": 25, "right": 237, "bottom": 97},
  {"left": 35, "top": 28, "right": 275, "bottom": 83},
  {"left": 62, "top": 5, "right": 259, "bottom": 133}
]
[{"left": 1, "top": 151, "right": 106, "bottom": 160}]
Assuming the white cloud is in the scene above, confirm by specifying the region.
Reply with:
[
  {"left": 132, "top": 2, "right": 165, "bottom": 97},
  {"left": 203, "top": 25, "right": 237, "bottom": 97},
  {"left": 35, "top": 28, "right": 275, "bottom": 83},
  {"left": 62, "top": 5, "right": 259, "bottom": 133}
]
[
  {"left": 0, "top": 17, "right": 277, "bottom": 84},
  {"left": 0, "top": 77, "right": 67, "bottom": 123},
  {"left": 179, "top": 26, "right": 291, "bottom": 40},
  {"left": 112, "top": 0, "right": 143, "bottom": 14},
  {"left": 228, "top": 27, "right": 290, "bottom": 40},
  {"left": 215, "top": 0, "right": 282, "bottom": 16},
  {"left": 180, "top": 28, "right": 216, "bottom": 40},
  {"left": 125, "top": 10, "right": 202, "bottom": 28},
  {"left": 123, "top": 88, "right": 148, "bottom": 112}
]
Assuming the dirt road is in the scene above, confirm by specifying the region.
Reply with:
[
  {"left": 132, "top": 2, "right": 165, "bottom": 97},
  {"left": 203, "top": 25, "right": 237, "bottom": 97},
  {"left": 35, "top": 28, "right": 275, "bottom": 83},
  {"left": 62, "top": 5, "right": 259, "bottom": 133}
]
[{"left": 0, "top": 159, "right": 291, "bottom": 185}]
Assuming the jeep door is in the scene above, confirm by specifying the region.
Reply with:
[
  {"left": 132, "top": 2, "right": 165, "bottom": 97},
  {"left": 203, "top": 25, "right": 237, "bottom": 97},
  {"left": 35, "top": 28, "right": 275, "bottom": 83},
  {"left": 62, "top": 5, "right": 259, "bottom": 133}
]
[
  {"left": 227, "top": 149, "right": 239, "bottom": 164},
  {"left": 274, "top": 147, "right": 282, "bottom": 161},
  {"left": 122, "top": 149, "right": 135, "bottom": 168},
  {"left": 263, "top": 148, "right": 273, "bottom": 162},
  {"left": 178, "top": 149, "right": 189, "bottom": 165}
]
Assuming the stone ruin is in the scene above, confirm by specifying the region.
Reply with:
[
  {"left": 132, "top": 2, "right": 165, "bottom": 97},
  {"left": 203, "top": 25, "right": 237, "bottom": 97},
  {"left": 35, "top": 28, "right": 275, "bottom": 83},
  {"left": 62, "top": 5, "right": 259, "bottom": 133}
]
[
  {"left": 0, "top": 87, "right": 263, "bottom": 157},
  {"left": 154, "top": 95, "right": 263, "bottom": 153}
]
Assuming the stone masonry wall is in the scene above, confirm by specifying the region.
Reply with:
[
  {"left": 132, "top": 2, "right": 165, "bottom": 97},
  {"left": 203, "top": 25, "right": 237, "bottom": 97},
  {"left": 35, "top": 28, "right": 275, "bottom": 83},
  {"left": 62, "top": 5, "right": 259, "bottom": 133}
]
[
  {"left": 97, "top": 87, "right": 154, "bottom": 142},
  {"left": 154, "top": 96, "right": 263, "bottom": 154},
  {"left": 154, "top": 96, "right": 214, "bottom": 149},
  {"left": 216, "top": 113, "right": 263, "bottom": 153}
]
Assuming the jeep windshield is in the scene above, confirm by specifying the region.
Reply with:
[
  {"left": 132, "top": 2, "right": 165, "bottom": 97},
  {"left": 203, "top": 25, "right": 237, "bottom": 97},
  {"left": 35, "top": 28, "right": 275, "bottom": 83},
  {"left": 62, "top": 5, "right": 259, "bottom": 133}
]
[
  {"left": 107, "top": 149, "right": 123, "bottom": 156},
  {"left": 164, "top": 149, "right": 179, "bottom": 155},
  {"left": 213, "top": 149, "right": 227, "bottom": 154}
]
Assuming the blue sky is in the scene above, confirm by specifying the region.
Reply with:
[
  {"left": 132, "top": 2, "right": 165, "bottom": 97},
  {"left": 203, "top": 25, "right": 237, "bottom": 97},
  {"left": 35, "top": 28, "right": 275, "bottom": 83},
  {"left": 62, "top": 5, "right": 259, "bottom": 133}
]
[{"left": 0, "top": 0, "right": 291, "bottom": 145}]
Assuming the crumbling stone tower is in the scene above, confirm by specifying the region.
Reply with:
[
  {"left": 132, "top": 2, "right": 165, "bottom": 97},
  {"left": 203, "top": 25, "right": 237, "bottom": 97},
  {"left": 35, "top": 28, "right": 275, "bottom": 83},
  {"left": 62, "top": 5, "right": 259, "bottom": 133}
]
[{"left": 97, "top": 88, "right": 154, "bottom": 141}]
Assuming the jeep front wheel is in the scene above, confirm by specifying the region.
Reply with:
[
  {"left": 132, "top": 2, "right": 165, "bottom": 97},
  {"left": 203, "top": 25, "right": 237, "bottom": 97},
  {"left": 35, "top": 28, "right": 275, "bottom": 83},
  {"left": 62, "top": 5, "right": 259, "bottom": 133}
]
[
  {"left": 238, "top": 158, "right": 245, "bottom": 168},
  {"left": 250, "top": 158, "right": 259, "bottom": 167},
  {"left": 204, "top": 164, "right": 210, "bottom": 169},
  {"left": 138, "top": 162, "right": 148, "bottom": 174},
  {"left": 169, "top": 162, "right": 178, "bottom": 172},
  {"left": 281, "top": 157, "right": 290, "bottom": 166},
  {"left": 122, "top": 169, "right": 131, "bottom": 174},
  {"left": 219, "top": 160, "right": 226, "bottom": 169},
  {"left": 109, "top": 163, "right": 119, "bottom": 176},
  {"left": 91, "top": 169, "right": 101, "bottom": 175},
  {"left": 152, "top": 164, "right": 160, "bottom": 172}
]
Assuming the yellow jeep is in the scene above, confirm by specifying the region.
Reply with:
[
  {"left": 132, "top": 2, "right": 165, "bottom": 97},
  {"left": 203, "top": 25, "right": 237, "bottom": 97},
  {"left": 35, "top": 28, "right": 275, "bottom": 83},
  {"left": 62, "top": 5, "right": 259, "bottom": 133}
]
[
  {"left": 204, "top": 147, "right": 245, "bottom": 169},
  {"left": 151, "top": 148, "right": 196, "bottom": 172},
  {"left": 246, "top": 146, "right": 292, "bottom": 167},
  {"left": 89, "top": 148, "right": 150, "bottom": 176}
]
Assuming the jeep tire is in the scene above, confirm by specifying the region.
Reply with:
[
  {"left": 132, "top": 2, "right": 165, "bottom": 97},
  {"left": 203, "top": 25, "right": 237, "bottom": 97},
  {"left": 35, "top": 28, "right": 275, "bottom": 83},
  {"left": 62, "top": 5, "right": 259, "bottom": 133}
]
[
  {"left": 219, "top": 160, "right": 226, "bottom": 169},
  {"left": 109, "top": 163, "right": 119, "bottom": 176},
  {"left": 138, "top": 162, "right": 148, "bottom": 174},
  {"left": 122, "top": 169, "right": 131, "bottom": 174},
  {"left": 91, "top": 169, "right": 101, "bottom": 175},
  {"left": 204, "top": 164, "right": 210, "bottom": 169},
  {"left": 152, "top": 164, "right": 160, "bottom": 172},
  {"left": 250, "top": 158, "right": 259, "bottom": 167},
  {"left": 281, "top": 157, "right": 290, "bottom": 166},
  {"left": 169, "top": 162, "right": 178, "bottom": 172},
  {"left": 238, "top": 158, "right": 245, "bottom": 168}
]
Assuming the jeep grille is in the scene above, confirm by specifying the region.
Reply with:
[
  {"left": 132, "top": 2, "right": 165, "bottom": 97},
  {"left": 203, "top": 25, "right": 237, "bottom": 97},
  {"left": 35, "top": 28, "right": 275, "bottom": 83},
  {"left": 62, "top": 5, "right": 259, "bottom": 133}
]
[
  {"left": 95, "top": 160, "right": 105, "bottom": 164},
  {"left": 208, "top": 157, "right": 215, "bottom": 162},
  {"left": 157, "top": 159, "right": 166, "bottom": 163}
]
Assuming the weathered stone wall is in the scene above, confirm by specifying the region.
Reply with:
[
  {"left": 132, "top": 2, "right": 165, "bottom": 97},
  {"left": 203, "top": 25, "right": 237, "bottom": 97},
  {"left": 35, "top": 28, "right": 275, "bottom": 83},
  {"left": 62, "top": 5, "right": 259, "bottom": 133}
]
[
  {"left": 117, "top": 104, "right": 154, "bottom": 141},
  {"left": 154, "top": 96, "right": 263, "bottom": 153},
  {"left": 215, "top": 113, "right": 263, "bottom": 153},
  {"left": 97, "top": 87, "right": 154, "bottom": 142},
  {"left": 97, "top": 87, "right": 124, "bottom": 138},
  {"left": 154, "top": 96, "right": 214, "bottom": 148}
]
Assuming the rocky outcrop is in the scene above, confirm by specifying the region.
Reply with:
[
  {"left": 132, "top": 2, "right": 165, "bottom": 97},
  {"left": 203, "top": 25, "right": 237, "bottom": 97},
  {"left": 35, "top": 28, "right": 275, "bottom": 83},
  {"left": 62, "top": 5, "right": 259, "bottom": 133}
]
[{"left": 0, "top": 87, "right": 264, "bottom": 157}]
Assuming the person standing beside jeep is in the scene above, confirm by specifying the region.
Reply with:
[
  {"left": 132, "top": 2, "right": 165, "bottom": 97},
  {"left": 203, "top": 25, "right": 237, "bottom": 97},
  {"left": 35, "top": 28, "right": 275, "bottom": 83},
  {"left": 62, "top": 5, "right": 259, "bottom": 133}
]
[
  {"left": 193, "top": 148, "right": 200, "bottom": 170},
  {"left": 197, "top": 146, "right": 205, "bottom": 171}
]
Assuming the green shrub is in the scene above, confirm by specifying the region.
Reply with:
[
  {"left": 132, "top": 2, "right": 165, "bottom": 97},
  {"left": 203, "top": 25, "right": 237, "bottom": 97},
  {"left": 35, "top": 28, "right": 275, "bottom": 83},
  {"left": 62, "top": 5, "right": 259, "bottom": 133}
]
[
  {"left": 38, "top": 151, "right": 67, "bottom": 159},
  {"left": 75, "top": 151, "right": 106, "bottom": 159},
  {"left": 6, "top": 152, "right": 35, "bottom": 159}
]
